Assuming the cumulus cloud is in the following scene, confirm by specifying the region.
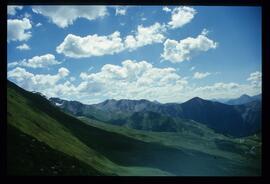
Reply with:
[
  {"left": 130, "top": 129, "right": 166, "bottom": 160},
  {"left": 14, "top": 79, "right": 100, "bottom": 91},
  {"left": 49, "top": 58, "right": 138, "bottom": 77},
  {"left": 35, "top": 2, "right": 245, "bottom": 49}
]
[
  {"left": 185, "top": 71, "right": 262, "bottom": 101},
  {"left": 195, "top": 82, "right": 239, "bottom": 92},
  {"left": 124, "top": 22, "right": 166, "bottom": 51},
  {"left": 32, "top": 6, "right": 108, "bottom": 28},
  {"left": 193, "top": 72, "right": 210, "bottom": 79},
  {"left": 76, "top": 60, "right": 188, "bottom": 102},
  {"left": 57, "top": 23, "right": 166, "bottom": 58},
  {"left": 8, "top": 67, "right": 70, "bottom": 93},
  {"left": 141, "top": 17, "right": 147, "bottom": 21},
  {"left": 162, "top": 6, "right": 171, "bottom": 12},
  {"left": 168, "top": 6, "right": 197, "bottom": 29},
  {"left": 56, "top": 31, "right": 124, "bottom": 58},
  {"left": 23, "top": 12, "right": 31, "bottom": 19},
  {"left": 187, "top": 82, "right": 243, "bottom": 100},
  {"left": 16, "top": 43, "right": 30, "bottom": 50},
  {"left": 10, "top": 60, "right": 182, "bottom": 103},
  {"left": 70, "top": 77, "right": 76, "bottom": 82},
  {"left": 8, "top": 6, "right": 23, "bottom": 15},
  {"left": 115, "top": 7, "right": 127, "bottom": 16},
  {"left": 8, "top": 62, "right": 19, "bottom": 68},
  {"left": 190, "top": 66, "right": 196, "bottom": 71},
  {"left": 8, "top": 18, "right": 32, "bottom": 42},
  {"left": 9, "top": 60, "right": 182, "bottom": 102},
  {"left": 36, "top": 22, "right": 42, "bottom": 27},
  {"left": 247, "top": 71, "right": 262, "bottom": 88},
  {"left": 9, "top": 54, "right": 61, "bottom": 68},
  {"left": 7, "top": 62, "right": 262, "bottom": 104},
  {"left": 58, "top": 67, "right": 70, "bottom": 77},
  {"left": 161, "top": 29, "right": 218, "bottom": 63}
]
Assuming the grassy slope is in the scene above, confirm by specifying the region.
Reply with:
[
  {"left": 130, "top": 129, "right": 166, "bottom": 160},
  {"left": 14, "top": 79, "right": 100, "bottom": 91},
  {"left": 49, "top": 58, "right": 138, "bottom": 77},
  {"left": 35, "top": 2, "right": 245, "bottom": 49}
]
[
  {"left": 7, "top": 81, "right": 261, "bottom": 176},
  {"left": 7, "top": 124, "right": 102, "bottom": 176},
  {"left": 7, "top": 81, "right": 171, "bottom": 176}
]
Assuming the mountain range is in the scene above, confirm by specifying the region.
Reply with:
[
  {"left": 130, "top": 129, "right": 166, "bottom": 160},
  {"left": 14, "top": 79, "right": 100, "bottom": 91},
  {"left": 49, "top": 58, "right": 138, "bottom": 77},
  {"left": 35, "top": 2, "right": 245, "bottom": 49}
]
[
  {"left": 225, "top": 94, "right": 261, "bottom": 105},
  {"left": 211, "top": 94, "right": 261, "bottom": 105},
  {"left": 50, "top": 95, "right": 261, "bottom": 137}
]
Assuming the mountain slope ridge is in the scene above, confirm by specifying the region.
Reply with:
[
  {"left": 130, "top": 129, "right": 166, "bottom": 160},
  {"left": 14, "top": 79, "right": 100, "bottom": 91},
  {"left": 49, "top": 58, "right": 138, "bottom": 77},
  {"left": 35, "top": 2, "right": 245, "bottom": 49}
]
[
  {"left": 7, "top": 80, "right": 172, "bottom": 176},
  {"left": 50, "top": 96, "right": 261, "bottom": 137}
]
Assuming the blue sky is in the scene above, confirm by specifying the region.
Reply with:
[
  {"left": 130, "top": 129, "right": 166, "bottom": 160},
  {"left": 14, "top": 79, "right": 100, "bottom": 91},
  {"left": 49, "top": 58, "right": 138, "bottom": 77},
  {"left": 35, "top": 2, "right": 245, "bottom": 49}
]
[{"left": 7, "top": 6, "right": 261, "bottom": 104}]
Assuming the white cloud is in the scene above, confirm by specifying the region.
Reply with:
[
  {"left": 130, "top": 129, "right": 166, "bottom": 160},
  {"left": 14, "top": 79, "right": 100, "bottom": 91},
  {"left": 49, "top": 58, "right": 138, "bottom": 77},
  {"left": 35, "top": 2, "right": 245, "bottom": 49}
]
[
  {"left": 88, "top": 66, "right": 94, "bottom": 71},
  {"left": 247, "top": 71, "right": 262, "bottom": 88},
  {"left": 185, "top": 72, "right": 262, "bottom": 101},
  {"left": 76, "top": 60, "right": 188, "bottom": 103},
  {"left": 8, "top": 6, "right": 23, "bottom": 15},
  {"left": 53, "top": 81, "right": 78, "bottom": 97},
  {"left": 70, "top": 77, "right": 76, "bottom": 82},
  {"left": 56, "top": 31, "right": 124, "bottom": 58},
  {"left": 124, "top": 22, "right": 166, "bottom": 51},
  {"left": 23, "top": 13, "right": 31, "bottom": 18},
  {"left": 162, "top": 6, "right": 171, "bottom": 12},
  {"left": 69, "top": 64, "right": 261, "bottom": 104},
  {"left": 8, "top": 62, "right": 19, "bottom": 68},
  {"left": 193, "top": 72, "right": 210, "bottom": 79},
  {"left": 141, "top": 17, "right": 147, "bottom": 21},
  {"left": 115, "top": 7, "right": 127, "bottom": 16},
  {"left": 8, "top": 67, "right": 34, "bottom": 84},
  {"left": 195, "top": 82, "right": 239, "bottom": 92},
  {"left": 190, "top": 82, "right": 242, "bottom": 100},
  {"left": 36, "top": 22, "right": 42, "bottom": 27},
  {"left": 32, "top": 6, "right": 108, "bottom": 28},
  {"left": 168, "top": 6, "right": 197, "bottom": 29},
  {"left": 247, "top": 71, "right": 261, "bottom": 81},
  {"left": 8, "top": 67, "right": 70, "bottom": 94},
  {"left": 190, "top": 66, "right": 196, "bottom": 71},
  {"left": 161, "top": 29, "right": 218, "bottom": 63},
  {"left": 8, "top": 18, "right": 32, "bottom": 42},
  {"left": 16, "top": 43, "right": 30, "bottom": 50},
  {"left": 7, "top": 63, "right": 262, "bottom": 104},
  {"left": 9, "top": 54, "right": 61, "bottom": 68},
  {"left": 190, "top": 82, "right": 258, "bottom": 100},
  {"left": 58, "top": 67, "right": 70, "bottom": 77},
  {"left": 57, "top": 23, "right": 166, "bottom": 58}
]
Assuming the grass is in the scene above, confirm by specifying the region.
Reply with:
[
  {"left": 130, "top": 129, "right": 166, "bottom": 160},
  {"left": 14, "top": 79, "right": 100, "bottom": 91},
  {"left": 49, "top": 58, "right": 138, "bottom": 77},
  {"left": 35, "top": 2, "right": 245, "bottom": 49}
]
[
  {"left": 7, "top": 81, "right": 171, "bottom": 176},
  {"left": 7, "top": 124, "right": 103, "bottom": 176}
]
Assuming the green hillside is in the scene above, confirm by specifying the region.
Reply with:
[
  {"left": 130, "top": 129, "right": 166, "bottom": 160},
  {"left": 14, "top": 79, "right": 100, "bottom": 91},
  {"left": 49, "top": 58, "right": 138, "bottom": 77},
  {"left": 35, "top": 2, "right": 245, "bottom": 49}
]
[
  {"left": 7, "top": 81, "right": 171, "bottom": 176},
  {"left": 7, "top": 124, "right": 102, "bottom": 176},
  {"left": 7, "top": 80, "right": 261, "bottom": 176}
]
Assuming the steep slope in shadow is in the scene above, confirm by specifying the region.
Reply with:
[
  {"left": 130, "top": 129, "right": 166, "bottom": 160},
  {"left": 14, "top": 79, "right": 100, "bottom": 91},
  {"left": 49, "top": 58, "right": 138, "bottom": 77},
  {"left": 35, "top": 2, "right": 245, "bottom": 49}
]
[
  {"left": 7, "top": 124, "right": 102, "bottom": 176},
  {"left": 7, "top": 80, "right": 170, "bottom": 176}
]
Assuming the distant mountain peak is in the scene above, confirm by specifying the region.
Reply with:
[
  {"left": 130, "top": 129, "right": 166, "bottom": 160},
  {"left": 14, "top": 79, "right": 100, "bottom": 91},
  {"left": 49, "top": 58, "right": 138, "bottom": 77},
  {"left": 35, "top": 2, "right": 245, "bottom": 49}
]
[
  {"left": 192, "top": 97, "right": 203, "bottom": 100},
  {"left": 153, "top": 100, "right": 161, "bottom": 104},
  {"left": 138, "top": 99, "right": 150, "bottom": 102},
  {"left": 226, "top": 93, "right": 260, "bottom": 105},
  {"left": 239, "top": 94, "right": 251, "bottom": 99},
  {"left": 103, "top": 99, "right": 116, "bottom": 103},
  {"left": 188, "top": 97, "right": 205, "bottom": 103}
]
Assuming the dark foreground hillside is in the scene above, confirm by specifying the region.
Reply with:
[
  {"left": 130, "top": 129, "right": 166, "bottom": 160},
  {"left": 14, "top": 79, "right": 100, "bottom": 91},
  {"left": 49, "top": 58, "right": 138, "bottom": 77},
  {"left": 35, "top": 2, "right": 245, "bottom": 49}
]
[{"left": 7, "top": 124, "right": 102, "bottom": 176}]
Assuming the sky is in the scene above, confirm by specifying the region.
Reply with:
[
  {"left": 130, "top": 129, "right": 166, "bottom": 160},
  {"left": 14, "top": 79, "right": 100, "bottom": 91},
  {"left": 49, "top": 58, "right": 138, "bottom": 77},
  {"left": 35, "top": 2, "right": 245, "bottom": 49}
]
[{"left": 7, "top": 5, "right": 262, "bottom": 104}]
